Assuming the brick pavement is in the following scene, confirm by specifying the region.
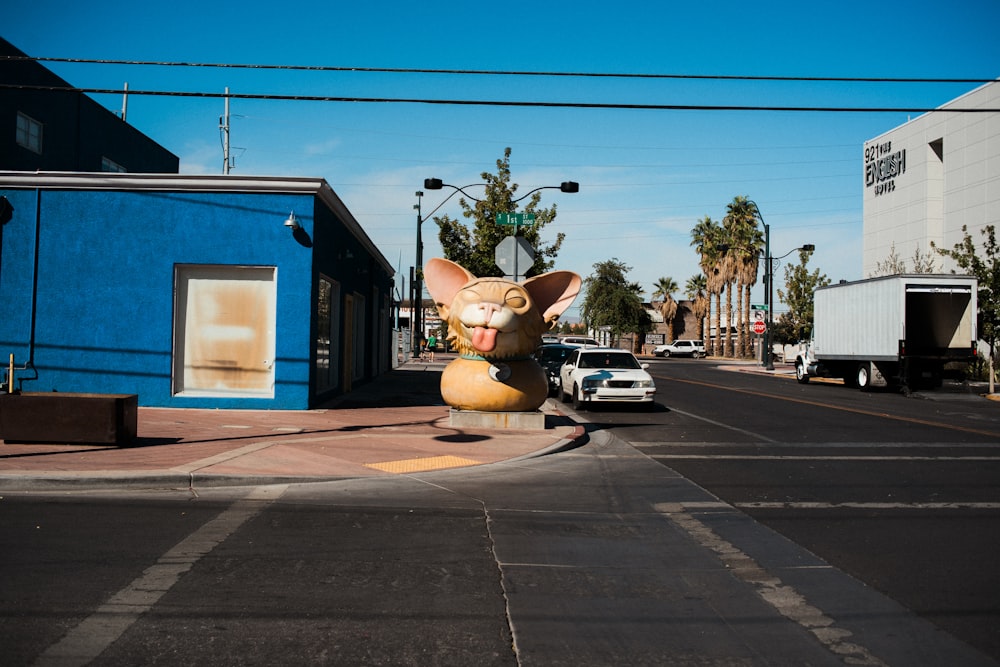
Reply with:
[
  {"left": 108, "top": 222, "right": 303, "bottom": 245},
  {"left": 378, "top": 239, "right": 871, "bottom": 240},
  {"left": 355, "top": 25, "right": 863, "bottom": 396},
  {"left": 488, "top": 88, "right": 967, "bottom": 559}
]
[{"left": 0, "top": 357, "right": 583, "bottom": 488}]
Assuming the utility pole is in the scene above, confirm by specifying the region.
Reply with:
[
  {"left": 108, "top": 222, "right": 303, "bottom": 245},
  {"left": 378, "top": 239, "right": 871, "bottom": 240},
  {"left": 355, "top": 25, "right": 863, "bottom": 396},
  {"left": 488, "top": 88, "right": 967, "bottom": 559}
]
[{"left": 221, "top": 87, "right": 231, "bottom": 174}]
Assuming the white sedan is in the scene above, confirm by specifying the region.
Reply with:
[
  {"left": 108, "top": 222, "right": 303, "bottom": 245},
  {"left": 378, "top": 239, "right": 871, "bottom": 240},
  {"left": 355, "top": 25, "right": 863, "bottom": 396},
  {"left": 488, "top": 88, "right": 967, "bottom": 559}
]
[{"left": 559, "top": 348, "right": 656, "bottom": 410}]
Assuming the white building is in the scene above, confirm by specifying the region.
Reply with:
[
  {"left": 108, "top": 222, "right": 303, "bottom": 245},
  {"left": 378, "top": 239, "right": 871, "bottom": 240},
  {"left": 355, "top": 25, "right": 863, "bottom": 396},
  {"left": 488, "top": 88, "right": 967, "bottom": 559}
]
[{"left": 863, "top": 80, "right": 1000, "bottom": 277}]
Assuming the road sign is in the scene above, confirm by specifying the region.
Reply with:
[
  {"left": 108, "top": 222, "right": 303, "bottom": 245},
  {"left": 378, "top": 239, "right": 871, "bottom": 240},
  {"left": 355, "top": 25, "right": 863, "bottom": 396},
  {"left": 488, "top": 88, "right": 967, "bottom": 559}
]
[
  {"left": 496, "top": 212, "right": 536, "bottom": 226},
  {"left": 753, "top": 320, "right": 767, "bottom": 335},
  {"left": 495, "top": 235, "right": 534, "bottom": 281}
]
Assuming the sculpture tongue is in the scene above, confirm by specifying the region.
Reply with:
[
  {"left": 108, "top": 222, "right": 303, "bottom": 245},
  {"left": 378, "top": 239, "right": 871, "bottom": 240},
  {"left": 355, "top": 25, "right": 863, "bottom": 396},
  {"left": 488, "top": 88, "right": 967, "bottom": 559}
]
[{"left": 472, "top": 326, "right": 498, "bottom": 352}]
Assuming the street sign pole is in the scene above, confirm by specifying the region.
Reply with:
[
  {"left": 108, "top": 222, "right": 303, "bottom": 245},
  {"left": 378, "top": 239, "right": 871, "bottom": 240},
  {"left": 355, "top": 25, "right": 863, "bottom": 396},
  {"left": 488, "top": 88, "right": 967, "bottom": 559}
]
[{"left": 751, "top": 304, "right": 768, "bottom": 361}]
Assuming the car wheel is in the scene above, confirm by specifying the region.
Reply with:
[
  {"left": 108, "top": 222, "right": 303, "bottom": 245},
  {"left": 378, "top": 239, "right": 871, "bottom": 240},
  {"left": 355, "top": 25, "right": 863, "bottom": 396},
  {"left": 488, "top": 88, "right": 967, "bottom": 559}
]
[
  {"left": 572, "top": 384, "right": 586, "bottom": 410},
  {"left": 662, "top": 350, "right": 671, "bottom": 358},
  {"left": 857, "top": 363, "right": 872, "bottom": 392},
  {"left": 560, "top": 381, "right": 571, "bottom": 403}
]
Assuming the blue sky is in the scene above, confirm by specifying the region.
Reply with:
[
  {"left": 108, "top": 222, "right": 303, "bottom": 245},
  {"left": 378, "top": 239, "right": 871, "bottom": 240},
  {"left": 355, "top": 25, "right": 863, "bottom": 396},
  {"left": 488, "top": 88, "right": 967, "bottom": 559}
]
[{"left": 6, "top": 1, "right": 999, "bottom": 319}]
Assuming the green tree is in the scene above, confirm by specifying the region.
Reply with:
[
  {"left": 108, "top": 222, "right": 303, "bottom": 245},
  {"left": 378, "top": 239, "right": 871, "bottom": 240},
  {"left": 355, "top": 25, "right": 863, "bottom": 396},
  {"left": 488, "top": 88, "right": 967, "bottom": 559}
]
[
  {"left": 774, "top": 249, "right": 829, "bottom": 344},
  {"left": 690, "top": 215, "right": 726, "bottom": 356},
  {"left": 434, "top": 147, "right": 565, "bottom": 279},
  {"left": 933, "top": 225, "right": 1000, "bottom": 391},
  {"left": 651, "top": 276, "right": 679, "bottom": 342},
  {"left": 723, "top": 196, "right": 764, "bottom": 358},
  {"left": 581, "top": 259, "right": 652, "bottom": 350}
]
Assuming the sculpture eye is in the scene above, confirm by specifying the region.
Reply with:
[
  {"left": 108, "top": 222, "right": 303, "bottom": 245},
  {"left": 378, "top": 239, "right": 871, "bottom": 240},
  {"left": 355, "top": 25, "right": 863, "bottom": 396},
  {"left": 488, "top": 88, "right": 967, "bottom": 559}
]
[{"left": 505, "top": 290, "right": 527, "bottom": 309}]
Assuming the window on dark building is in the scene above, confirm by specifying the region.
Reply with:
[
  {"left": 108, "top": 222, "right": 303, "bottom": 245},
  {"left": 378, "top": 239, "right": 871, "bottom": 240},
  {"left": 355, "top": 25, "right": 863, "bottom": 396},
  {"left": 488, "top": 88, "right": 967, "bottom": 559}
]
[
  {"left": 101, "top": 156, "right": 127, "bottom": 172},
  {"left": 16, "top": 112, "right": 42, "bottom": 154}
]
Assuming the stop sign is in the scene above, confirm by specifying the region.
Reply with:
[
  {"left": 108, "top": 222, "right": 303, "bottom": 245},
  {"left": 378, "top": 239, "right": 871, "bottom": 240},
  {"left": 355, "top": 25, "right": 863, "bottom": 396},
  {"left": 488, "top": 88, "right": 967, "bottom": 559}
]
[{"left": 753, "top": 320, "right": 767, "bottom": 335}]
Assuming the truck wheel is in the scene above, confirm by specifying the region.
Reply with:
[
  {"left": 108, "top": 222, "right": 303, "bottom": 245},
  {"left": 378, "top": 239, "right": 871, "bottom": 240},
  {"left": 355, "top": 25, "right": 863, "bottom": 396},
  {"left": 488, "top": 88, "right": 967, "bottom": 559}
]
[
  {"left": 795, "top": 362, "right": 810, "bottom": 384},
  {"left": 857, "top": 363, "right": 872, "bottom": 392}
]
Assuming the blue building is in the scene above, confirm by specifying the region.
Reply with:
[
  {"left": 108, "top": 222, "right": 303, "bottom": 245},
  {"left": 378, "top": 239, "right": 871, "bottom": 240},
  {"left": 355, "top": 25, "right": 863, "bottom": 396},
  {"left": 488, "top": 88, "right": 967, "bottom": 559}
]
[{"left": 0, "top": 172, "right": 395, "bottom": 409}]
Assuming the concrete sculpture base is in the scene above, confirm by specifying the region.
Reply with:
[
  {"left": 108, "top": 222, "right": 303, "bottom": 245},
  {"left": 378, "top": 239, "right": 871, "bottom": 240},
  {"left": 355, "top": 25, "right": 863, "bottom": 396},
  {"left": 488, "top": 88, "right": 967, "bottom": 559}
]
[{"left": 449, "top": 409, "right": 546, "bottom": 430}]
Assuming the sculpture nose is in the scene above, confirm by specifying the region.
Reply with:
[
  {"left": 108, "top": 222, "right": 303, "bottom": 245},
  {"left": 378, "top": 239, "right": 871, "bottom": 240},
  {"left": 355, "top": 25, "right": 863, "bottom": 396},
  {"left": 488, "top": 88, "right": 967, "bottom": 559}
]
[{"left": 478, "top": 302, "right": 501, "bottom": 323}]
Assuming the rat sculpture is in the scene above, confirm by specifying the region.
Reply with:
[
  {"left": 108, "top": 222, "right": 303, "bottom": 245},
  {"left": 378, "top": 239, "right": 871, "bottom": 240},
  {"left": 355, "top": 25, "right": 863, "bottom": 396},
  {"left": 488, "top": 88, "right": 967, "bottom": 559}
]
[{"left": 423, "top": 258, "right": 581, "bottom": 412}]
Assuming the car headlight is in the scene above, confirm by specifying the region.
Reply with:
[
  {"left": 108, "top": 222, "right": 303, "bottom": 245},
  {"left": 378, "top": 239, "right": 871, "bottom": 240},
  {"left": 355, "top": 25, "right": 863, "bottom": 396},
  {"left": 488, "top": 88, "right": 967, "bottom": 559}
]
[{"left": 634, "top": 380, "right": 654, "bottom": 388}]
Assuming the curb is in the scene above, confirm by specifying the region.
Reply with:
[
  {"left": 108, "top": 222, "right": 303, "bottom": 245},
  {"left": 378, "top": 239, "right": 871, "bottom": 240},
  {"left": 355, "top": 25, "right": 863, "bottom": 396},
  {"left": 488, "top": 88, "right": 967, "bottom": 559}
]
[{"left": 0, "top": 422, "right": 589, "bottom": 493}]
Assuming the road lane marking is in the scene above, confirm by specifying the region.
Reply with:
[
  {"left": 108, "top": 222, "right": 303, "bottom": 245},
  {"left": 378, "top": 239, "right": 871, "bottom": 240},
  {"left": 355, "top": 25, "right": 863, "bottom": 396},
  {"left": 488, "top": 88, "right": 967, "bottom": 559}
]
[
  {"left": 664, "top": 375, "right": 1000, "bottom": 439},
  {"left": 656, "top": 502, "right": 888, "bottom": 666},
  {"left": 665, "top": 407, "right": 778, "bottom": 442},
  {"left": 33, "top": 486, "right": 286, "bottom": 667}
]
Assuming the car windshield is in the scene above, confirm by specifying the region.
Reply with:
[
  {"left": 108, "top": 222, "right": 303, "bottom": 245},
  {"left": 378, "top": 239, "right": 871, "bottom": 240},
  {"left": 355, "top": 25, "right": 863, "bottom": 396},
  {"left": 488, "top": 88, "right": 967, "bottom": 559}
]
[
  {"left": 537, "top": 347, "right": 571, "bottom": 362},
  {"left": 578, "top": 352, "right": 641, "bottom": 369}
]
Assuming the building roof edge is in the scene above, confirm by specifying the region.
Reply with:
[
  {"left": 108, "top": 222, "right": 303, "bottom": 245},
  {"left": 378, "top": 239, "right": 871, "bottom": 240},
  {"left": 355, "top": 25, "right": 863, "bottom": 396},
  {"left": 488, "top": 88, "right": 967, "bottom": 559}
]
[{"left": 0, "top": 171, "right": 394, "bottom": 276}]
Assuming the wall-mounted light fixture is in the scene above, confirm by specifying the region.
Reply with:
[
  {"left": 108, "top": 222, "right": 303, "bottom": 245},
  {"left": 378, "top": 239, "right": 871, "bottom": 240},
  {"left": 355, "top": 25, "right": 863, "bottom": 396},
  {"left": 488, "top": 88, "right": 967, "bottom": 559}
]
[{"left": 284, "top": 211, "right": 301, "bottom": 230}]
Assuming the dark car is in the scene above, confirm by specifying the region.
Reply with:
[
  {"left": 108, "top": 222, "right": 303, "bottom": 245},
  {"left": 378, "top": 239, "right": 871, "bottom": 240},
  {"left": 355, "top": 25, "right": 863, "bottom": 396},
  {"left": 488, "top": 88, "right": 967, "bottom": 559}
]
[{"left": 535, "top": 344, "right": 577, "bottom": 396}]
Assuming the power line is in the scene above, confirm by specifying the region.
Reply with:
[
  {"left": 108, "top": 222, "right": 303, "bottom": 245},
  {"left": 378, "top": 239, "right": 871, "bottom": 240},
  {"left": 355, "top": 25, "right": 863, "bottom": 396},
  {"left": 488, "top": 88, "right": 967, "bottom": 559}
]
[
  {"left": 1, "top": 83, "right": 997, "bottom": 113},
  {"left": 2, "top": 55, "right": 995, "bottom": 85}
]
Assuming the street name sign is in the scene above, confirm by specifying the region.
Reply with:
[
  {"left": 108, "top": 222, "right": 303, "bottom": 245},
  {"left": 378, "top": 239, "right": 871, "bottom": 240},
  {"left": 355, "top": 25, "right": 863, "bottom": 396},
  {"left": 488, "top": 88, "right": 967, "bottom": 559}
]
[{"left": 496, "top": 212, "right": 536, "bottom": 226}]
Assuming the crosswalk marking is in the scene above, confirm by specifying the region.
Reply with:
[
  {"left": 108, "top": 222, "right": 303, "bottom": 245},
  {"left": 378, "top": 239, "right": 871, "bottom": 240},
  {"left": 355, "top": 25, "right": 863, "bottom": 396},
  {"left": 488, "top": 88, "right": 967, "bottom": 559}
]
[
  {"left": 651, "top": 454, "right": 1000, "bottom": 461},
  {"left": 735, "top": 501, "right": 1000, "bottom": 510}
]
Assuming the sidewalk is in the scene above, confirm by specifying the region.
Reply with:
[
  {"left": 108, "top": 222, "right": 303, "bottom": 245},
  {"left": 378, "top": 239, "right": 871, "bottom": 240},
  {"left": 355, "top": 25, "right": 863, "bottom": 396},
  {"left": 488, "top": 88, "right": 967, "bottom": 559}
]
[{"left": 0, "top": 355, "right": 583, "bottom": 490}]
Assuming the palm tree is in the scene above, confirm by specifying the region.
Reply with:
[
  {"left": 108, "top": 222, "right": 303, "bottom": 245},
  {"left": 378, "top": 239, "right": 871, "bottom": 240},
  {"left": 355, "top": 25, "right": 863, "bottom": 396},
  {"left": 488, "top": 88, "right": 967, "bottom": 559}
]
[
  {"left": 712, "top": 220, "right": 738, "bottom": 358},
  {"left": 685, "top": 273, "right": 709, "bottom": 343},
  {"left": 690, "top": 216, "right": 726, "bottom": 356},
  {"left": 721, "top": 250, "right": 737, "bottom": 357},
  {"left": 723, "top": 196, "right": 764, "bottom": 357},
  {"left": 652, "top": 276, "right": 679, "bottom": 342}
]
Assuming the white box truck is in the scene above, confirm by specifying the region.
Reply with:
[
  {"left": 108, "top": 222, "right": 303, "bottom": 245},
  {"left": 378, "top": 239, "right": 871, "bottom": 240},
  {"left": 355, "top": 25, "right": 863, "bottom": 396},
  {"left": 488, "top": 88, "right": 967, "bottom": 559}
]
[{"left": 794, "top": 274, "right": 978, "bottom": 391}]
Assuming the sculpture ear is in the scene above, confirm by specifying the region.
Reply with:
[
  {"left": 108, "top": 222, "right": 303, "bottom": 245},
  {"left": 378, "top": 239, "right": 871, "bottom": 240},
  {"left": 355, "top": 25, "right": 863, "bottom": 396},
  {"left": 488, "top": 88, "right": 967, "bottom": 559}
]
[
  {"left": 522, "top": 271, "right": 582, "bottom": 324},
  {"left": 423, "top": 258, "right": 475, "bottom": 319}
]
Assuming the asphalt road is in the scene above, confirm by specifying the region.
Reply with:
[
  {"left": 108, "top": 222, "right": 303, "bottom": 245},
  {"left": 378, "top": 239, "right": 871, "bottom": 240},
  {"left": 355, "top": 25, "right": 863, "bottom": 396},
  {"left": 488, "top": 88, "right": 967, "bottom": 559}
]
[
  {"left": 582, "top": 358, "right": 1000, "bottom": 660},
  {"left": 1, "top": 359, "right": 997, "bottom": 666}
]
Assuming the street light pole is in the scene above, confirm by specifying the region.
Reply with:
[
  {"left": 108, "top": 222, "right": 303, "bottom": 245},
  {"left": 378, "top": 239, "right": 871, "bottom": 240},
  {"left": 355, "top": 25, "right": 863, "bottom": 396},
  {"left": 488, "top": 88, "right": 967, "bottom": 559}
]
[
  {"left": 423, "top": 179, "right": 579, "bottom": 204},
  {"left": 419, "top": 179, "right": 577, "bottom": 284},
  {"left": 413, "top": 191, "right": 424, "bottom": 356},
  {"left": 748, "top": 200, "right": 814, "bottom": 371},
  {"left": 763, "top": 220, "right": 773, "bottom": 370}
]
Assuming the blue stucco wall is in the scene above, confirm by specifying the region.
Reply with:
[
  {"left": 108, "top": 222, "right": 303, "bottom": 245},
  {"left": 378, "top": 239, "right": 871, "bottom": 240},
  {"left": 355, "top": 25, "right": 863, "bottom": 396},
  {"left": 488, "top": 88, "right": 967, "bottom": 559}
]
[{"left": 0, "top": 188, "right": 316, "bottom": 408}]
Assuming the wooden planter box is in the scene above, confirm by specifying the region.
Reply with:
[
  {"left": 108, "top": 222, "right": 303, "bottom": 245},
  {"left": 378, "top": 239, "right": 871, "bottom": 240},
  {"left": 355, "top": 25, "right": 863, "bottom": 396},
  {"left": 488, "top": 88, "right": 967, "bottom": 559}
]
[{"left": 0, "top": 392, "right": 138, "bottom": 446}]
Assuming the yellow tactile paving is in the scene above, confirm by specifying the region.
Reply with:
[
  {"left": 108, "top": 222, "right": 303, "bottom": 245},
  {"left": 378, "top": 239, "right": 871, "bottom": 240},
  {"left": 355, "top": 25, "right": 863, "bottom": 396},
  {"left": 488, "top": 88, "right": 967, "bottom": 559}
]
[{"left": 364, "top": 455, "right": 482, "bottom": 473}]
